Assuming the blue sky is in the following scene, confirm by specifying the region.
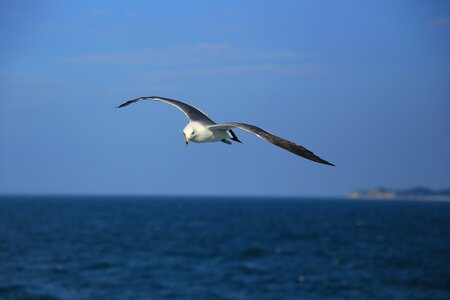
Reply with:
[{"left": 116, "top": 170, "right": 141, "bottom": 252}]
[{"left": 1, "top": 0, "right": 449, "bottom": 197}]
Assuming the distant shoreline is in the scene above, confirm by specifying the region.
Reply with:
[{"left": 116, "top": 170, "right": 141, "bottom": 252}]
[{"left": 349, "top": 187, "right": 450, "bottom": 202}]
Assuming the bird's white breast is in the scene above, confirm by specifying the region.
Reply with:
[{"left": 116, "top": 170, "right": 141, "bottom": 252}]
[{"left": 189, "top": 122, "right": 228, "bottom": 143}]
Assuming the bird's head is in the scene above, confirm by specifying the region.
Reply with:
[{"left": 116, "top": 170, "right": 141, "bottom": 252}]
[{"left": 183, "top": 124, "right": 197, "bottom": 145}]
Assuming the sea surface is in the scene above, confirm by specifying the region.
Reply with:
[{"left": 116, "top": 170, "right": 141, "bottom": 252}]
[{"left": 0, "top": 196, "right": 449, "bottom": 300}]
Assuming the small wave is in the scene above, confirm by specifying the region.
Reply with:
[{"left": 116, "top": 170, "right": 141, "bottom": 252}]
[
  {"left": 385, "top": 257, "right": 414, "bottom": 269},
  {"left": 0, "top": 285, "right": 23, "bottom": 295},
  {"left": 25, "top": 294, "right": 60, "bottom": 300},
  {"left": 239, "top": 246, "right": 267, "bottom": 258},
  {"left": 274, "top": 247, "right": 296, "bottom": 256},
  {"left": 87, "top": 262, "right": 114, "bottom": 270},
  {"left": 49, "top": 265, "right": 67, "bottom": 274},
  {"left": 240, "top": 263, "right": 266, "bottom": 274},
  {"left": 0, "top": 285, "right": 60, "bottom": 300}
]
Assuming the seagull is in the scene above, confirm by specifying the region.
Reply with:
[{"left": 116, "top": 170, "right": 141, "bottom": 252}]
[{"left": 117, "top": 96, "right": 334, "bottom": 166}]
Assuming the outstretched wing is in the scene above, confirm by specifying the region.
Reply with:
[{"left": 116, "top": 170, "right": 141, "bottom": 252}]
[
  {"left": 209, "top": 122, "right": 335, "bottom": 166},
  {"left": 117, "top": 96, "right": 215, "bottom": 124}
]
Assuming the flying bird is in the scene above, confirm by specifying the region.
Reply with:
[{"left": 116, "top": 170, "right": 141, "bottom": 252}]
[{"left": 117, "top": 96, "right": 334, "bottom": 166}]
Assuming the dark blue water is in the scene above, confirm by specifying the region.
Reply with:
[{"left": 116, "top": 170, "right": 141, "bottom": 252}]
[{"left": 0, "top": 196, "right": 449, "bottom": 300}]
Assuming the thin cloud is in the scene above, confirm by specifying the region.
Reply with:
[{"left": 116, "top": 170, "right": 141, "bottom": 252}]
[
  {"left": 62, "top": 43, "right": 330, "bottom": 81},
  {"left": 138, "top": 64, "right": 330, "bottom": 82},
  {"left": 62, "top": 43, "right": 308, "bottom": 66},
  {"left": 428, "top": 17, "right": 450, "bottom": 28}
]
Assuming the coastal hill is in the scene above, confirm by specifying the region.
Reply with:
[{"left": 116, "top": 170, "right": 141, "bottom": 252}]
[{"left": 349, "top": 187, "right": 450, "bottom": 201}]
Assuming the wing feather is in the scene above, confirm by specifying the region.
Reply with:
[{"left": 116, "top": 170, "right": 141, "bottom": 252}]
[
  {"left": 116, "top": 96, "right": 215, "bottom": 124},
  {"left": 209, "top": 122, "right": 334, "bottom": 166}
]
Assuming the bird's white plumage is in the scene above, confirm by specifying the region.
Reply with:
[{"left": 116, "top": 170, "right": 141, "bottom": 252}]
[{"left": 183, "top": 121, "right": 228, "bottom": 143}]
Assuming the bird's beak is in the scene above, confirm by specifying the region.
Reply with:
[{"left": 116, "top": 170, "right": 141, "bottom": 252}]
[{"left": 185, "top": 137, "right": 190, "bottom": 145}]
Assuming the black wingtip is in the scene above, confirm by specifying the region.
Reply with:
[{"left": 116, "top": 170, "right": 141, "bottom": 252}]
[
  {"left": 311, "top": 155, "right": 335, "bottom": 166},
  {"left": 116, "top": 98, "right": 139, "bottom": 109},
  {"left": 321, "top": 160, "right": 335, "bottom": 167}
]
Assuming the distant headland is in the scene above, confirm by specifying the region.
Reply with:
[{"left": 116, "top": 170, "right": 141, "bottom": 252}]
[{"left": 349, "top": 187, "right": 450, "bottom": 201}]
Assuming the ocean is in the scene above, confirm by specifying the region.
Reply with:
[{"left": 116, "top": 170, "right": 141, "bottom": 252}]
[{"left": 0, "top": 196, "right": 449, "bottom": 300}]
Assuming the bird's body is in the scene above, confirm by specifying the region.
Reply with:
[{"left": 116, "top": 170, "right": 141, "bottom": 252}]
[
  {"left": 184, "top": 121, "right": 226, "bottom": 143},
  {"left": 117, "top": 96, "right": 334, "bottom": 166}
]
